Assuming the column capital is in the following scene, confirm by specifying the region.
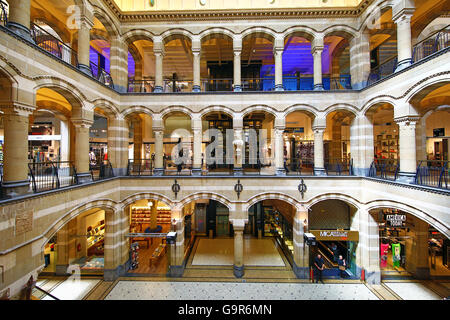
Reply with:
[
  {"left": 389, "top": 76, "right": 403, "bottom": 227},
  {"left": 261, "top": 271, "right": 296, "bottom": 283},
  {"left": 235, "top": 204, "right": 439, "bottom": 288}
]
[
  {"left": 78, "top": 15, "right": 94, "bottom": 30},
  {"left": 392, "top": 0, "right": 415, "bottom": 23},
  {"left": 312, "top": 126, "right": 326, "bottom": 133},
  {"left": 71, "top": 118, "right": 93, "bottom": 128},
  {"left": 273, "top": 46, "right": 284, "bottom": 55},
  {"left": 0, "top": 101, "right": 35, "bottom": 116},
  {"left": 230, "top": 218, "right": 247, "bottom": 231},
  {"left": 394, "top": 115, "right": 420, "bottom": 125},
  {"left": 152, "top": 126, "right": 164, "bottom": 133},
  {"left": 311, "top": 35, "right": 324, "bottom": 54},
  {"left": 233, "top": 37, "right": 242, "bottom": 51}
]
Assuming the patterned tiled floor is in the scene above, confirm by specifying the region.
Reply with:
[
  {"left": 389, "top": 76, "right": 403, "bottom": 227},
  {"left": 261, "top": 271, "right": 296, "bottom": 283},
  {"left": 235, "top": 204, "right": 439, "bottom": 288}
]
[
  {"left": 383, "top": 282, "right": 442, "bottom": 300},
  {"left": 104, "top": 281, "right": 379, "bottom": 300}
]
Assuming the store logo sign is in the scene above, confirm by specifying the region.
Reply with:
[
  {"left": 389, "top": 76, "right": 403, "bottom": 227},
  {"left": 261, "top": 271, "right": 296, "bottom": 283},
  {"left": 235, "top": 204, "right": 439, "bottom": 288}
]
[
  {"left": 319, "top": 231, "right": 348, "bottom": 238},
  {"left": 385, "top": 214, "right": 406, "bottom": 227}
]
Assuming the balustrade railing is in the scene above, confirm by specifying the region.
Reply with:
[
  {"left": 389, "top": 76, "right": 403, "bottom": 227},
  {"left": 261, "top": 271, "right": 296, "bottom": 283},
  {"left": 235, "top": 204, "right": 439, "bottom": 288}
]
[
  {"left": 285, "top": 158, "right": 315, "bottom": 175},
  {"left": 28, "top": 161, "right": 78, "bottom": 193},
  {"left": 201, "top": 78, "right": 233, "bottom": 92},
  {"left": 30, "top": 23, "right": 78, "bottom": 67},
  {"left": 163, "top": 79, "right": 193, "bottom": 92},
  {"left": 329, "top": 76, "right": 352, "bottom": 90},
  {"left": 366, "top": 56, "right": 398, "bottom": 86},
  {"left": 368, "top": 159, "right": 399, "bottom": 181},
  {"left": 325, "top": 158, "right": 354, "bottom": 176},
  {"left": 412, "top": 25, "right": 450, "bottom": 63},
  {"left": 90, "top": 160, "right": 114, "bottom": 181},
  {"left": 415, "top": 160, "right": 449, "bottom": 189},
  {"left": 90, "top": 61, "right": 114, "bottom": 88},
  {"left": 128, "top": 79, "right": 155, "bottom": 93},
  {"left": 127, "top": 159, "right": 153, "bottom": 176}
]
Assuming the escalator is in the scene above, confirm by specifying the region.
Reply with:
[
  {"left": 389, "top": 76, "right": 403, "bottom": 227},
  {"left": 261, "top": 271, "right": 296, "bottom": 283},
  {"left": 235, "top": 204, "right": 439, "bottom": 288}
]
[{"left": 316, "top": 241, "right": 338, "bottom": 268}]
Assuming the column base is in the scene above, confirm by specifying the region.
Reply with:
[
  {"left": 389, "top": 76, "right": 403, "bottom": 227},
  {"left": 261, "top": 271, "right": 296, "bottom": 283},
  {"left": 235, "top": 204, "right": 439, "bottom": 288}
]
[
  {"left": 353, "top": 167, "right": 370, "bottom": 177},
  {"left": 292, "top": 262, "right": 309, "bottom": 279},
  {"left": 233, "top": 265, "right": 244, "bottom": 278},
  {"left": 112, "top": 167, "right": 127, "bottom": 177},
  {"left": 153, "top": 168, "right": 164, "bottom": 176},
  {"left": 314, "top": 167, "right": 326, "bottom": 176},
  {"left": 2, "top": 180, "right": 30, "bottom": 197},
  {"left": 77, "top": 172, "right": 93, "bottom": 184},
  {"left": 396, "top": 171, "right": 416, "bottom": 184},
  {"left": 274, "top": 84, "right": 284, "bottom": 91},
  {"left": 233, "top": 167, "right": 243, "bottom": 176},
  {"left": 153, "top": 86, "right": 164, "bottom": 93},
  {"left": 192, "top": 85, "right": 201, "bottom": 92},
  {"left": 363, "top": 268, "right": 381, "bottom": 285},
  {"left": 6, "top": 22, "right": 34, "bottom": 43},
  {"left": 191, "top": 168, "right": 202, "bottom": 176},
  {"left": 275, "top": 168, "right": 286, "bottom": 176},
  {"left": 78, "top": 64, "right": 92, "bottom": 76},
  {"left": 233, "top": 85, "right": 242, "bottom": 92},
  {"left": 114, "top": 85, "right": 127, "bottom": 93},
  {"left": 313, "top": 84, "right": 324, "bottom": 91},
  {"left": 351, "top": 82, "right": 366, "bottom": 90},
  {"left": 104, "top": 263, "right": 128, "bottom": 281},
  {"left": 395, "top": 58, "right": 412, "bottom": 72},
  {"left": 168, "top": 265, "right": 185, "bottom": 277}
]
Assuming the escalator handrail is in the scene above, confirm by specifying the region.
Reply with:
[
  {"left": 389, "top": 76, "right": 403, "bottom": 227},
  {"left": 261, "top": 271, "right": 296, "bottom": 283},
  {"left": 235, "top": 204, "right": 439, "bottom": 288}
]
[{"left": 34, "top": 285, "right": 60, "bottom": 300}]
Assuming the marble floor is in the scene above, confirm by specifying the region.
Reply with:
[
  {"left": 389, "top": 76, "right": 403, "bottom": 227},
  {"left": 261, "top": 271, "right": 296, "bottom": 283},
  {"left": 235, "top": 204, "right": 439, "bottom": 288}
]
[
  {"left": 383, "top": 282, "right": 443, "bottom": 300},
  {"left": 34, "top": 277, "right": 100, "bottom": 300},
  {"left": 191, "top": 238, "right": 285, "bottom": 267},
  {"left": 105, "top": 280, "right": 379, "bottom": 300}
]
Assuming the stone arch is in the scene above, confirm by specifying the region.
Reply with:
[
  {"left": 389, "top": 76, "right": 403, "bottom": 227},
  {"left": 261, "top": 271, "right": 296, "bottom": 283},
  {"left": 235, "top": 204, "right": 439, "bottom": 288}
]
[
  {"left": 282, "top": 26, "right": 317, "bottom": 42},
  {"left": 243, "top": 192, "right": 302, "bottom": 212},
  {"left": 241, "top": 105, "right": 279, "bottom": 119},
  {"left": 199, "top": 28, "right": 235, "bottom": 42},
  {"left": 160, "top": 105, "right": 194, "bottom": 120},
  {"left": 241, "top": 26, "right": 277, "bottom": 42},
  {"left": 282, "top": 104, "right": 319, "bottom": 120},
  {"left": 365, "top": 200, "right": 450, "bottom": 238},
  {"left": 160, "top": 29, "right": 194, "bottom": 45},
  {"left": 92, "top": 6, "right": 120, "bottom": 40},
  {"left": 41, "top": 199, "right": 118, "bottom": 250},
  {"left": 122, "top": 29, "right": 155, "bottom": 46},
  {"left": 305, "top": 193, "right": 361, "bottom": 211},
  {"left": 178, "top": 192, "right": 234, "bottom": 211},
  {"left": 405, "top": 75, "right": 450, "bottom": 107},
  {"left": 120, "top": 192, "right": 176, "bottom": 211},
  {"left": 359, "top": 0, "right": 393, "bottom": 32},
  {"left": 0, "top": 61, "right": 20, "bottom": 101},
  {"left": 199, "top": 105, "right": 235, "bottom": 119},
  {"left": 361, "top": 96, "right": 397, "bottom": 115},
  {"left": 322, "top": 25, "right": 357, "bottom": 40},
  {"left": 92, "top": 98, "right": 120, "bottom": 118},
  {"left": 121, "top": 106, "right": 154, "bottom": 120},
  {"left": 323, "top": 103, "right": 359, "bottom": 118}
]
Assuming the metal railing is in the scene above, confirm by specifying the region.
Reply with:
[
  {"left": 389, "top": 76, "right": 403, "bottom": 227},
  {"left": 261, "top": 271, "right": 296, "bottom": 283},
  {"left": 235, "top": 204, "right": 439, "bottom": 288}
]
[
  {"left": 368, "top": 159, "right": 399, "bottom": 181},
  {"left": 201, "top": 78, "right": 233, "bottom": 92},
  {"left": 28, "top": 161, "right": 78, "bottom": 193},
  {"left": 127, "top": 159, "right": 154, "bottom": 176},
  {"left": 415, "top": 160, "right": 449, "bottom": 189},
  {"left": 128, "top": 79, "right": 155, "bottom": 93},
  {"left": 325, "top": 158, "right": 354, "bottom": 176},
  {"left": 366, "top": 56, "right": 398, "bottom": 86},
  {"left": 163, "top": 79, "right": 193, "bottom": 92},
  {"left": 329, "top": 76, "right": 352, "bottom": 90},
  {"left": 163, "top": 158, "right": 193, "bottom": 175},
  {"left": 90, "top": 61, "right": 114, "bottom": 89},
  {"left": 412, "top": 25, "right": 450, "bottom": 63},
  {"left": 30, "top": 23, "right": 78, "bottom": 67},
  {"left": 285, "top": 158, "right": 315, "bottom": 175},
  {"left": 205, "top": 162, "right": 234, "bottom": 175},
  {"left": 90, "top": 160, "right": 114, "bottom": 181},
  {"left": 0, "top": 0, "right": 7, "bottom": 26}
]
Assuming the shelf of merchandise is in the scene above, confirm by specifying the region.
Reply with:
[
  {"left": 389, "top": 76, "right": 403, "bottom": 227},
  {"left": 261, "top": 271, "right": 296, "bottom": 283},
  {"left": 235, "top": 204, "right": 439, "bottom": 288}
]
[
  {"left": 131, "top": 206, "right": 172, "bottom": 225},
  {"left": 87, "top": 222, "right": 105, "bottom": 249},
  {"left": 375, "top": 136, "right": 399, "bottom": 160}
]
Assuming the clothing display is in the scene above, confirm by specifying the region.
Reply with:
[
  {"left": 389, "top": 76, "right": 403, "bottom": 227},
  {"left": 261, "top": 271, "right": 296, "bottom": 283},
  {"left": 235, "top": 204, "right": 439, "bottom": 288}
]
[
  {"left": 380, "top": 243, "right": 389, "bottom": 268},
  {"left": 392, "top": 243, "right": 401, "bottom": 268}
]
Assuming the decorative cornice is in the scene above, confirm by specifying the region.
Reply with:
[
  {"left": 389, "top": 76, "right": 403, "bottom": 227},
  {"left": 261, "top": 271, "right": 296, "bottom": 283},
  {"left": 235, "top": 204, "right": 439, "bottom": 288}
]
[{"left": 102, "top": 0, "right": 374, "bottom": 22}]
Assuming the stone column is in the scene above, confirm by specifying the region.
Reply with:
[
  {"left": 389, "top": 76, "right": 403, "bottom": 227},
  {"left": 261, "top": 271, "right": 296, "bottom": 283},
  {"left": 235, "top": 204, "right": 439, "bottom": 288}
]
[
  {"left": 153, "top": 39, "right": 165, "bottom": 93},
  {"left": 274, "top": 47, "right": 284, "bottom": 91},
  {"left": 293, "top": 206, "right": 309, "bottom": 279},
  {"left": 110, "top": 37, "right": 129, "bottom": 93},
  {"left": 150, "top": 200, "right": 158, "bottom": 229},
  {"left": 72, "top": 119, "right": 94, "bottom": 183},
  {"left": 232, "top": 219, "right": 246, "bottom": 278},
  {"left": 1, "top": 103, "right": 35, "bottom": 196},
  {"left": 331, "top": 123, "right": 342, "bottom": 159},
  {"left": 274, "top": 126, "right": 286, "bottom": 175},
  {"left": 168, "top": 215, "right": 185, "bottom": 277},
  {"left": 393, "top": 13, "right": 414, "bottom": 72},
  {"left": 6, "top": 0, "right": 34, "bottom": 42},
  {"left": 55, "top": 220, "right": 77, "bottom": 275},
  {"left": 77, "top": 17, "right": 94, "bottom": 75},
  {"left": 192, "top": 118, "right": 202, "bottom": 175},
  {"left": 313, "top": 125, "right": 326, "bottom": 176},
  {"left": 233, "top": 118, "right": 243, "bottom": 175},
  {"left": 108, "top": 117, "right": 129, "bottom": 176},
  {"left": 349, "top": 31, "right": 371, "bottom": 90},
  {"left": 395, "top": 116, "right": 419, "bottom": 183},
  {"left": 350, "top": 115, "right": 374, "bottom": 176},
  {"left": 415, "top": 117, "right": 427, "bottom": 162},
  {"left": 104, "top": 209, "right": 128, "bottom": 281},
  {"left": 233, "top": 38, "right": 242, "bottom": 91},
  {"left": 405, "top": 217, "right": 430, "bottom": 279},
  {"left": 153, "top": 122, "right": 164, "bottom": 175},
  {"left": 192, "top": 40, "right": 201, "bottom": 92},
  {"left": 132, "top": 117, "right": 143, "bottom": 160},
  {"left": 312, "top": 36, "right": 324, "bottom": 90}
]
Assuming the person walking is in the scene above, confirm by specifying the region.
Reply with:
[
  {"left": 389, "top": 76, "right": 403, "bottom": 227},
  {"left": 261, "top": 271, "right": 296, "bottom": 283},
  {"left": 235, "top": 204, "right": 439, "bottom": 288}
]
[
  {"left": 337, "top": 255, "right": 346, "bottom": 279},
  {"left": 330, "top": 242, "right": 339, "bottom": 263},
  {"left": 313, "top": 254, "right": 325, "bottom": 283}
]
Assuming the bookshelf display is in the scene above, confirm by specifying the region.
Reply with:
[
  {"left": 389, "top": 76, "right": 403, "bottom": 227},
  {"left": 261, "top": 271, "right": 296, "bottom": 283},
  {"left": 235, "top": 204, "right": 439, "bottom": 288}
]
[{"left": 130, "top": 205, "right": 172, "bottom": 226}]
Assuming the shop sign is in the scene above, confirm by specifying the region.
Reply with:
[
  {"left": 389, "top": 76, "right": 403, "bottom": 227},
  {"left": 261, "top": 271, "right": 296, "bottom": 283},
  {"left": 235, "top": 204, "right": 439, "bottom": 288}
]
[
  {"left": 385, "top": 214, "right": 406, "bottom": 227},
  {"left": 310, "top": 230, "right": 359, "bottom": 241}
]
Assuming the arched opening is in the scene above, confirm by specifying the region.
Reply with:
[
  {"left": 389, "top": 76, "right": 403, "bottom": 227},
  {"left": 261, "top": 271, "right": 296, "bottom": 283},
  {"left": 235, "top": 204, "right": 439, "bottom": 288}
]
[
  {"left": 370, "top": 207, "right": 450, "bottom": 280},
  {"left": 309, "top": 199, "right": 359, "bottom": 279},
  {"left": 325, "top": 110, "right": 355, "bottom": 174},
  {"left": 241, "top": 32, "right": 275, "bottom": 91},
  {"left": 242, "top": 109, "right": 275, "bottom": 174},
  {"left": 126, "top": 36, "right": 155, "bottom": 93},
  {"left": 200, "top": 33, "right": 234, "bottom": 91},
  {"left": 89, "top": 17, "right": 114, "bottom": 87},
  {"left": 365, "top": 102, "right": 398, "bottom": 180},
  {"left": 163, "top": 35, "right": 193, "bottom": 92},
  {"left": 201, "top": 111, "right": 233, "bottom": 174},
  {"left": 284, "top": 110, "right": 315, "bottom": 175},
  {"left": 125, "top": 111, "right": 153, "bottom": 174},
  {"left": 282, "top": 32, "right": 314, "bottom": 90},
  {"left": 126, "top": 198, "right": 172, "bottom": 275},
  {"left": 324, "top": 34, "right": 352, "bottom": 90}
]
